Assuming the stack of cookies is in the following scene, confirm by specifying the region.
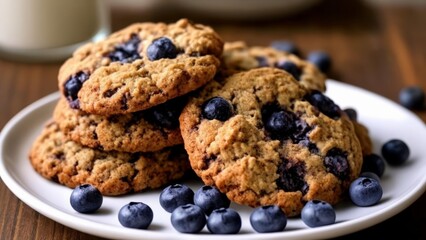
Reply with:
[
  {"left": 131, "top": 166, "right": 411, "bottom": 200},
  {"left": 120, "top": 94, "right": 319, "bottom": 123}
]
[
  {"left": 29, "top": 18, "right": 371, "bottom": 216},
  {"left": 29, "top": 19, "right": 223, "bottom": 196}
]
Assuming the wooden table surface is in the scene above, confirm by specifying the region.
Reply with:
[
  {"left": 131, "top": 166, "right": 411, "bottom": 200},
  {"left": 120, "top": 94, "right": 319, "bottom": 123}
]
[{"left": 0, "top": 1, "right": 425, "bottom": 239}]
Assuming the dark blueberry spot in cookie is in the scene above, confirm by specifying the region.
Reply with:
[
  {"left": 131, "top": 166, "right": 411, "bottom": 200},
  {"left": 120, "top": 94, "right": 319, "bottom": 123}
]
[
  {"left": 202, "top": 97, "right": 234, "bottom": 121},
  {"left": 264, "top": 110, "right": 295, "bottom": 138},
  {"left": 120, "top": 92, "right": 131, "bottom": 111},
  {"left": 202, "top": 155, "right": 217, "bottom": 170},
  {"left": 64, "top": 71, "right": 89, "bottom": 109},
  {"left": 54, "top": 152, "right": 65, "bottom": 161},
  {"left": 108, "top": 34, "right": 141, "bottom": 63},
  {"left": 298, "top": 139, "right": 319, "bottom": 154},
  {"left": 305, "top": 91, "right": 341, "bottom": 120},
  {"left": 144, "top": 97, "right": 187, "bottom": 129},
  {"left": 275, "top": 61, "right": 301, "bottom": 81},
  {"left": 147, "top": 37, "right": 178, "bottom": 61},
  {"left": 276, "top": 158, "right": 307, "bottom": 193},
  {"left": 262, "top": 103, "right": 319, "bottom": 153},
  {"left": 324, "top": 148, "right": 350, "bottom": 180},
  {"left": 255, "top": 56, "right": 269, "bottom": 67},
  {"left": 103, "top": 88, "right": 118, "bottom": 98}
]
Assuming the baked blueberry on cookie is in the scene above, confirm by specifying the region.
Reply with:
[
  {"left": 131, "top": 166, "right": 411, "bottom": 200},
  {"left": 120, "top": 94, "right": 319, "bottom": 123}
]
[
  {"left": 29, "top": 121, "right": 190, "bottom": 195},
  {"left": 58, "top": 18, "right": 223, "bottom": 115},
  {"left": 221, "top": 41, "right": 327, "bottom": 92},
  {"left": 53, "top": 96, "right": 186, "bottom": 152},
  {"left": 179, "top": 68, "right": 363, "bottom": 216}
]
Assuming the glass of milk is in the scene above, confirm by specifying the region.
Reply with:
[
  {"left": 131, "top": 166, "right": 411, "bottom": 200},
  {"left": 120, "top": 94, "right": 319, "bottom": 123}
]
[{"left": 0, "top": 0, "right": 110, "bottom": 62}]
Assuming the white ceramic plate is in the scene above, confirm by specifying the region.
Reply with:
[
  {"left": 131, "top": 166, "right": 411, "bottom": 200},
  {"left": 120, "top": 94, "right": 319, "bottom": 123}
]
[{"left": 1, "top": 80, "right": 425, "bottom": 240}]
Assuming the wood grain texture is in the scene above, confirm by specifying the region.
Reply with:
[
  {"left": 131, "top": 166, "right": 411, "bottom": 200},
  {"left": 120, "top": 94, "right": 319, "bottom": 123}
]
[{"left": 0, "top": 0, "right": 425, "bottom": 239}]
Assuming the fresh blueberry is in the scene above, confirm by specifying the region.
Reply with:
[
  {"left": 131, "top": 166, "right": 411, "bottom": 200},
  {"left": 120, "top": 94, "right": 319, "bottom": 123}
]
[
  {"left": 362, "top": 153, "right": 386, "bottom": 178},
  {"left": 118, "top": 202, "right": 153, "bottom": 229},
  {"left": 381, "top": 139, "right": 410, "bottom": 165},
  {"left": 70, "top": 184, "right": 103, "bottom": 213},
  {"left": 207, "top": 208, "right": 241, "bottom": 234},
  {"left": 360, "top": 172, "right": 381, "bottom": 182},
  {"left": 64, "top": 72, "right": 89, "bottom": 108},
  {"left": 270, "top": 40, "right": 301, "bottom": 56},
  {"left": 343, "top": 108, "right": 358, "bottom": 121},
  {"left": 307, "top": 51, "right": 332, "bottom": 73},
  {"left": 305, "top": 91, "right": 341, "bottom": 120},
  {"left": 194, "top": 185, "right": 230, "bottom": 215},
  {"left": 324, "top": 148, "right": 349, "bottom": 180},
  {"left": 108, "top": 35, "right": 141, "bottom": 63},
  {"left": 147, "top": 37, "right": 178, "bottom": 61},
  {"left": 201, "top": 97, "right": 234, "bottom": 121},
  {"left": 159, "top": 184, "right": 194, "bottom": 213},
  {"left": 399, "top": 86, "right": 425, "bottom": 109},
  {"left": 301, "top": 200, "right": 336, "bottom": 227},
  {"left": 249, "top": 205, "right": 287, "bottom": 233},
  {"left": 275, "top": 61, "right": 301, "bottom": 81},
  {"left": 171, "top": 204, "right": 206, "bottom": 233},
  {"left": 264, "top": 110, "right": 295, "bottom": 137},
  {"left": 349, "top": 177, "right": 383, "bottom": 207}
]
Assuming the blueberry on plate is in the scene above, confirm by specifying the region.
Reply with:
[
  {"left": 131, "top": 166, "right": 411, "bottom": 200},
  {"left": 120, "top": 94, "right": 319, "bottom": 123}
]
[
  {"left": 301, "top": 200, "right": 336, "bottom": 227},
  {"left": 70, "top": 184, "right": 103, "bottom": 213},
  {"left": 362, "top": 153, "right": 386, "bottom": 178},
  {"left": 147, "top": 37, "right": 178, "bottom": 61},
  {"left": 360, "top": 172, "right": 381, "bottom": 182},
  {"left": 250, "top": 205, "right": 287, "bottom": 233},
  {"left": 171, "top": 204, "right": 206, "bottom": 233},
  {"left": 207, "top": 208, "right": 241, "bottom": 234},
  {"left": 118, "top": 202, "right": 153, "bottom": 229},
  {"left": 381, "top": 139, "right": 410, "bottom": 165},
  {"left": 349, "top": 177, "right": 383, "bottom": 207},
  {"left": 307, "top": 50, "right": 332, "bottom": 73},
  {"left": 201, "top": 97, "right": 234, "bottom": 121},
  {"left": 194, "top": 185, "right": 230, "bottom": 215},
  {"left": 399, "top": 86, "right": 425, "bottom": 109},
  {"left": 159, "top": 184, "right": 194, "bottom": 213}
]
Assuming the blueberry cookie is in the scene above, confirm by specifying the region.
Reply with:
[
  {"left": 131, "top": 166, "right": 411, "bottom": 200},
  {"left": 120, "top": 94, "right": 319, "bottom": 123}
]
[
  {"left": 179, "top": 68, "right": 363, "bottom": 216},
  {"left": 53, "top": 96, "right": 185, "bottom": 152},
  {"left": 59, "top": 18, "right": 223, "bottom": 115},
  {"left": 29, "top": 121, "right": 190, "bottom": 195},
  {"left": 222, "top": 41, "right": 326, "bottom": 92}
]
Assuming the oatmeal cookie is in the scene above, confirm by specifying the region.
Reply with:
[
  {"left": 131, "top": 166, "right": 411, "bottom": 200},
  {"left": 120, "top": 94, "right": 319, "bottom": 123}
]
[
  {"left": 29, "top": 121, "right": 190, "bottom": 195},
  {"left": 53, "top": 97, "right": 185, "bottom": 152},
  {"left": 222, "top": 41, "right": 326, "bottom": 92},
  {"left": 59, "top": 18, "right": 223, "bottom": 115},
  {"left": 179, "top": 68, "right": 363, "bottom": 216}
]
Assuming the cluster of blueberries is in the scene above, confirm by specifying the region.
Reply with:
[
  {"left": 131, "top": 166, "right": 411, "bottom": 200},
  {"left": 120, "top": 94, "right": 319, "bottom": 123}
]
[{"left": 69, "top": 134, "right": 409, "bottom": 234}]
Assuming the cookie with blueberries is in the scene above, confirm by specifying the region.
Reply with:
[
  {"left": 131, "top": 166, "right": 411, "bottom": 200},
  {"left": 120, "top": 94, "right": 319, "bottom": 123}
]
[
  {"left": 221, "top": 41, "right": 327, "bottom": 92},
  {"left": 29, "top": 121, "right": 190, "bottom": 195},
  {"left": 179, "top": 68, "right": 363, "bottom": 217},
  {"left": 53, "top": 96, "right": 186, "bottom": 153},
  {"left": 59, "top": 18, "right": 223, "bottom": 115}
]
